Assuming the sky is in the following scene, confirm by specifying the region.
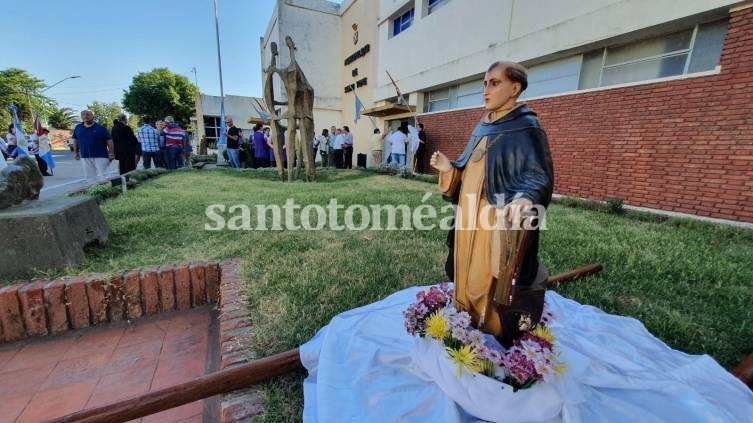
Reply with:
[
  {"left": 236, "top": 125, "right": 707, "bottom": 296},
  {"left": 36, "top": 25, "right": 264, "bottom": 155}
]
[{"left": 2, "top": 0, "right": 291, "bottom": 113}]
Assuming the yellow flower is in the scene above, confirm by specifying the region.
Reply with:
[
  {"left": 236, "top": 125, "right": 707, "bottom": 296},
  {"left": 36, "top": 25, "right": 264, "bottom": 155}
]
[
  {"left": 531, "top": 326, "right": 555, "bottom": 344},
  {"left": 424, "top": 312, "right": 449, "bottom": 340},
  {"left": 446, "top": 344, "right": 484, "bottom": 377},
  {"left": 554, "top": 362, "right": 567, "bottom": 375}
]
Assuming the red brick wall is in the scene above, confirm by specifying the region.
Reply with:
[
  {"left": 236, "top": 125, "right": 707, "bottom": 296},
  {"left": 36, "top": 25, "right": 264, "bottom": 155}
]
[
  {"left": 419, "top": 7, "right": 753, "bottom": 223},
  {"left": 0, "top": 261, "right": 220, "bottom": 343}
]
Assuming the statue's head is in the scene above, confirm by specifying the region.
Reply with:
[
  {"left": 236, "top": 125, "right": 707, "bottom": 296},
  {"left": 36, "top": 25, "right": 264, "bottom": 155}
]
[
  {"left": 271, "top": 42, "right": 278, "bottom": 55},
  {"left": 285, "top": 36, "right": 296, "bottom": 50},
  {"left": 483, "top": 61, "right": 528, "bottom": 112}
]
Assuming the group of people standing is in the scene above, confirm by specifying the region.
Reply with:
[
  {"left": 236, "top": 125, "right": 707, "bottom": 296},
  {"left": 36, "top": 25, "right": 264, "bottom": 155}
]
[
  {"left": 223, "top": 120, "right": 358, "bottom": 170},
  {"left": 70, "top": 110, "right": 191, "bottom": 181},
  {"left": 220, "top": 120, "right": 429, "bottom": 172},
  {"left": 1, "top": 124, "right": 55, "bottom": 175},
  {"left": 371, "top": 123, "right": 427, "bottom": 173},
  {"left": 314, "top": 125, "right": 354, "bottom": 169},
  {"left": 224, "top": 119, "right": 281, "bottom": 169}
]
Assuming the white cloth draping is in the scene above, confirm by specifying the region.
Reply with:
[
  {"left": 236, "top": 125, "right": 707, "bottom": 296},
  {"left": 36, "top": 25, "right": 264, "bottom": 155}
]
[{"left": 301, "top": 287, "right": 753, "bottom": 422}]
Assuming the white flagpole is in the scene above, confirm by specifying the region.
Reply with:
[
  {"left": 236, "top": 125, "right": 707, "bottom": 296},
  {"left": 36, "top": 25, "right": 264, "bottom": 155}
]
[
  {"left": 213, "top": 0, "right": 225, "bottom": 100},
  {"left": 213, "top": 0, "right": 228, "bottom": 164}
]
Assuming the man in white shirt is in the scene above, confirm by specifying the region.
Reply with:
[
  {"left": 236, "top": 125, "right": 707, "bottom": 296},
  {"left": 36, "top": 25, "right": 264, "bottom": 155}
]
[
  {"left": 315, "top": 129, "right": 328, "bottom": 166},
  {"left": 342, "top": 126, "right": 354, "bottom": 169},
  {"left": 389, "top": 126, "right": 408, "bottom": 166},
  {"left": 333, "top": 128, "right": 345, "bottom": 169}
]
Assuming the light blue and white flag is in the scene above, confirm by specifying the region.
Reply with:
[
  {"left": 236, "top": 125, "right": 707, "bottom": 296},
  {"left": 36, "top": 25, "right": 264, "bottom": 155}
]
[
  {"left": 408, "top": 125, "right": 420, "bottom": 154},
  {"left": 251, "top": 97, "right": 271, "bottom": 124},
  {"left": 0, "top": 141, "right": 6, "bottom": 170},
  {"left": 34, "top": 112, "right": 55, "bottom": 173},
  {"left": 218, "top": 98, "right": 227, "bottom": 146},
  {"left": 8, "top": 103, "right": 29, "bottom": 156},
  {"left": 354, "top": 94, "right": 364, "bottom": 123}
]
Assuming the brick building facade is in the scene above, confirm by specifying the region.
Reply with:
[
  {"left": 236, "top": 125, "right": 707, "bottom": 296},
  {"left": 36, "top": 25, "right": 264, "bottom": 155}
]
[{"left": 419, "top": 6, "right": 753, "bottom": 223}]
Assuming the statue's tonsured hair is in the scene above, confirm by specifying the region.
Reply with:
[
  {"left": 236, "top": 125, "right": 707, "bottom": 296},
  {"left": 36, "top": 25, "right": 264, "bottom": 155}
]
[{"left": 487, "top": 61, "right": 529, "bottom": 95}]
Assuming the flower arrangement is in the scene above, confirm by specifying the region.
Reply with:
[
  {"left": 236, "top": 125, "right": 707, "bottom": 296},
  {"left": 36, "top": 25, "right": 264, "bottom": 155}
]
[{"left": 404, "top": 283, "right": 565, "bottom": 391}]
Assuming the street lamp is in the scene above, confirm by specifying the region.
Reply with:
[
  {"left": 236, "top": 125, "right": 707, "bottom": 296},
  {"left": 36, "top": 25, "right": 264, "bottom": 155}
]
[{"left": 41, "top": 75, "right": 81, "bottom": 92}]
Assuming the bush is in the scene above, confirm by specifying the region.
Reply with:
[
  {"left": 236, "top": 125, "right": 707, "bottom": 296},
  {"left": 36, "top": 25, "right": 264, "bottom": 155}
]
[
  {"left": 605, "top": 197, "right": 625, "bottom": 214},
  {"left": 75, "top": 168, "right": 169, "bottom": 204},
  {"left": 129, "top": 168, "right": 168, "bottom": 182},
  {"left": 413, "top": 173, "right": 439, "bottom": 184},
  {"left": 374, "top": 162, "right": 438, "bottom": 183},
  {"left": 398, "top": 165, "right": 413, "bottom": 179},
  {"left": 191, "top": 154, "right": 217, "bottom": 164},
  {"left": 555, "top": 196, "right": 608, "bottom": 212},
  {"left": 82, "top": 184, "right": 121, "bottom": 204}
]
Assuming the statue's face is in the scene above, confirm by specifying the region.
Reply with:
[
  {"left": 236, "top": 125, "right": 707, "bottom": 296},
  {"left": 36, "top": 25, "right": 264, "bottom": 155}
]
[{"left": 483, "top": 65, "right": 520, "bottom": 111}]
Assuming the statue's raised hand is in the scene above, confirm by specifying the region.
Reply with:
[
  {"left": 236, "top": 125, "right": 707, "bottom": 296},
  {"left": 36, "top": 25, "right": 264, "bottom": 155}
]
[{"left": 430, "top": 151, "right": 451, "bottom": 173}]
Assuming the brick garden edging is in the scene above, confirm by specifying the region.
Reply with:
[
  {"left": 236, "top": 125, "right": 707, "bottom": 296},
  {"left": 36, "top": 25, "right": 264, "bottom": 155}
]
[
  {"left": 0, "top": 258, "right": 267, "bottom": 422},
  {"left": 217, "top": 259, "right": 265, "bottom": 422},
  {"left": 0, "top": 260, "right": 221, "bottom": 342}
]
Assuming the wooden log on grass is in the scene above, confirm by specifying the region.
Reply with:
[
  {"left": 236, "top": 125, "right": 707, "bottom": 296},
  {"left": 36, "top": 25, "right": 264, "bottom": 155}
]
[
  {"left": 46, "top": 348, "right": 303, "bottom": 423},
  {"left": 546, "top": 263, "right": 603, "bottom": 287},
  {"left": 732, "top": 352, "right": 753, "bottom": 389}
]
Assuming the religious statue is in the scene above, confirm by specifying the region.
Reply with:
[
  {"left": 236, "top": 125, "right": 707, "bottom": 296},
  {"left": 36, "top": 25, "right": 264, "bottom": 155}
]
[
  {"left": 263, "top": 36, "right": 316, "bottom": 182},
  {"left": 430, "top": 61, "right": 554, "bottom": 346}
]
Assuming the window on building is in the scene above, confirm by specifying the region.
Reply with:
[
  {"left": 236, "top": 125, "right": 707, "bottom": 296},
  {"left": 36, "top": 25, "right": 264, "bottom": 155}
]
[
  {"left": 392, "top": 7, "right": 415, "bottom": 37},
  {"left": 423, "top": 79, "right": 483, "bottom": 113},
  {"left": 428, "top": 0, "right": 450, "bottom": 14},
  {"left": 688, "top": 19, "right": 728, "bottom": 73},
  {"left": 579, "top": 19, "right": 728, "bottom": 89},
  {"left": 419, "top": 19, "right": 727, "bottom": 112},
  {"left": 456, "top": 80, "right": 483, "bottom": 108},
  {"left": 426, "top": 88, "right": 450, "bottom": 112},
  {"left": 203, "top": 115, "right": 221, "bottom": 148},
  {"left": 521, "top": 56, "right": 581, "bottom": 99}
]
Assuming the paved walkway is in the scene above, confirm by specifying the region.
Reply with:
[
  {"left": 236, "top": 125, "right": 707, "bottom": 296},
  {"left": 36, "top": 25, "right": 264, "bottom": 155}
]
[
  {"left": 37, "top": 151, "right": 120, "bottom": 200},
  {"left": 0, "top": 307, "right": 217, "bottom": 423}
]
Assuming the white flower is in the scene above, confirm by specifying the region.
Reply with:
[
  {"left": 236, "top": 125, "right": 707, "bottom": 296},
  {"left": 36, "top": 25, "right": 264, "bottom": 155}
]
[
  {"left": 452, "top": 326, "right": 467, "bottom": 341},
  {"left": 468, "top": 329, "right": 486, "bottom": 349},
  {"left": 456, "top": 312, "right": 471, "bottom": 328}
]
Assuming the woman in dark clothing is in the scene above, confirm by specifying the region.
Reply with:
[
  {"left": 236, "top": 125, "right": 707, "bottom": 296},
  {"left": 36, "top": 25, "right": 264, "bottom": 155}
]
[{"left": 111, "top": 115, "right": 140, "bottom": 174}]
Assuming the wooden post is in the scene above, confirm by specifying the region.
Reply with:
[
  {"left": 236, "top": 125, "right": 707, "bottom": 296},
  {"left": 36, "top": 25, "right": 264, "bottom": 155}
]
[
  {"left": 46, "top": 348, "right": 303, "bottom": 423},
  {"left": 732, "top": 352, "right": 753, "bottom": 389},
  {"left": 546, "top": 263, "right": 603, "bottom": 287}
]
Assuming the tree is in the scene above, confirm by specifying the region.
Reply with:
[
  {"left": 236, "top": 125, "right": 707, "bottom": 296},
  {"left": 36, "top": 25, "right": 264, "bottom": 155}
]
[
  {"left": 47, "top": 106, "right": 78, "bottom": 129},
  {"left": 87, "top": 101, "right": 123, "bottom": 129},
  {"left": 127, "top": 113, "right": 140, "bottom": 132},
  {"left": 122, "top": 68, "right": 196, "bottom": 125},
  {"left": 0, "top": 67, "right": 56, "bottom": 130}
]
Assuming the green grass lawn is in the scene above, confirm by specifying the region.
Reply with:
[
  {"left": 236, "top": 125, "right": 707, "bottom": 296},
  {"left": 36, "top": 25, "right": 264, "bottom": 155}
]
[{"left": 12, "top": 169, "right": 753, "bottom": 421}]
